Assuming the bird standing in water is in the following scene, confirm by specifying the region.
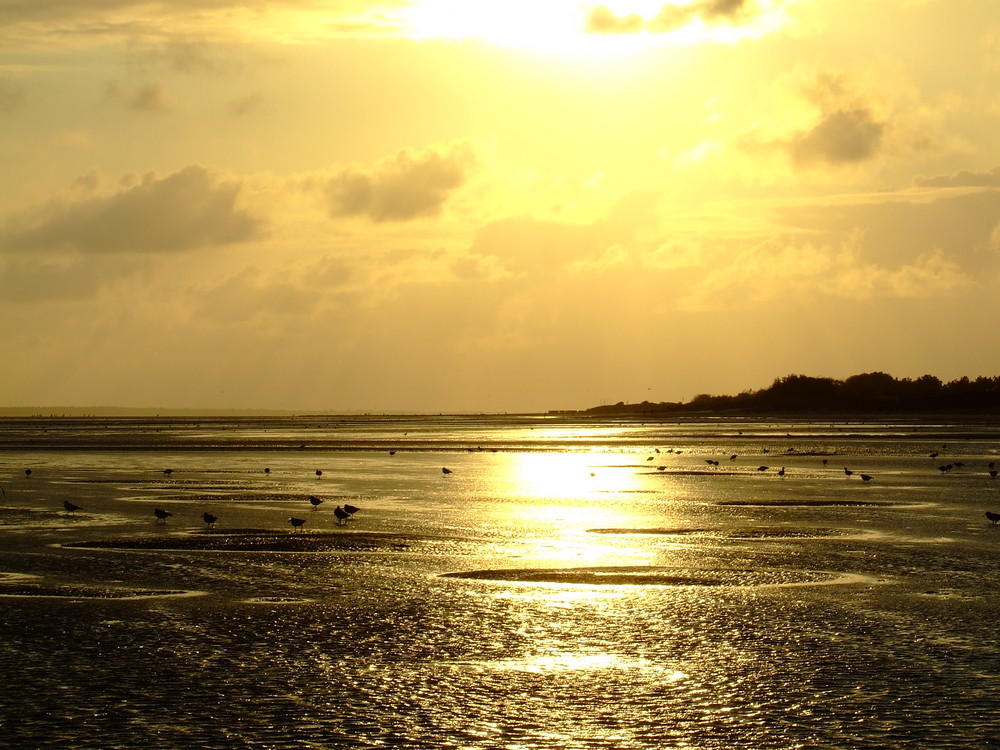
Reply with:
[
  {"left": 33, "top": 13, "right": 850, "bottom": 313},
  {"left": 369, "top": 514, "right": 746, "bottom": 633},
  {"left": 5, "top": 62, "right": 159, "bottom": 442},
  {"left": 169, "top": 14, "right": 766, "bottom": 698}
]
[
  {"left": 63, "top": 500, "right": 82, "bottom": 514},
  {"left": 202, "top": 512, "right": 218, "bottom": 530},
  {"left": 985, "top": 511, "right": 1000, "bottom": 525},
  {"left": 289, "top": 517, "right": 306, "bottom": 532},
  {"left": 309, "top": 496, "right": 324, "bottom": 510},
  {"left": 154, "top": 508, "right": 172, "bottom": 524}
]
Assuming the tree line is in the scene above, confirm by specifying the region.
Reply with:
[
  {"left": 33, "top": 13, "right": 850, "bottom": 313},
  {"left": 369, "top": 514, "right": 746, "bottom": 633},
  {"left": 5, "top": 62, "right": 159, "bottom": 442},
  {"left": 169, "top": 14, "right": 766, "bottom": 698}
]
[{"left": 583, "top": 373, "right": 1000, "bottom": 415}]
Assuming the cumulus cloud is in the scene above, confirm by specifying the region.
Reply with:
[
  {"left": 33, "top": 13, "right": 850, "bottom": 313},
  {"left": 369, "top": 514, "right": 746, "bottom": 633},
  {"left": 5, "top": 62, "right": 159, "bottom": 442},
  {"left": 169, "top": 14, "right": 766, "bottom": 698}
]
[
  {"left": 790, "top": 108, "right": 885, "bottom": 165},
  {"left": 324, "top": 143, "right": 476, "bottom": 223},
  {"left": 0, "top": 165, "right": 262, "bottom": 254},
  {"left": 587, "top": 0, "right": 756, "bottom": 34}
]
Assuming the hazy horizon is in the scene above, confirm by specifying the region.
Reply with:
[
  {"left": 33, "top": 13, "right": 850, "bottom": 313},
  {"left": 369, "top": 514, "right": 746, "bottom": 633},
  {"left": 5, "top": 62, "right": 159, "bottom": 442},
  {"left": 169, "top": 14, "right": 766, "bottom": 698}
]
[{"left": 3, "top": 1, "right": 999, "bottom": 413}]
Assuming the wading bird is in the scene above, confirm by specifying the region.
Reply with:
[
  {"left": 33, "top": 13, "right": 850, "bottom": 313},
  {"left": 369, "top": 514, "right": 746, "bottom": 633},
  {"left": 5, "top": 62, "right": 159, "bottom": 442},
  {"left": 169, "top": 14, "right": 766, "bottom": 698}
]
[
  {"left": 202, "top": 512, "right": 217, "bottom": 530},
  {"left": 154, "top": 508, "right": 172, "bottom": 524},
  {"left": 163, "top": 469, "right": 173, "bottom": 476},
  {"left": 62, "top": 500, "right": 82, "bottom": 514},
  {"left": 343, "top": 504, "right": 360, "bottom": 516},
  {"left": 289, "top": 517, "right": 306, "bottom": 532},
  {"left": 334, "top": 506, "right": 350, "bottom": 525},
  {"left": 844, "top": 467, "right": 854, "bottom": 477},
  {"left": 985, "top": 511, "right": 1000, "bottom": 525},
  {"left": 861, "top": 474, "right": 873, "bottom": 482},
  {"left": 315, "top": 470, "right": 323, "bottom": 478},
  {"left": 309, "top": 496, "right": 324, "bottom": 510},
  {"left": 442, "top": 467, "right": 452, "bottom": 475}
]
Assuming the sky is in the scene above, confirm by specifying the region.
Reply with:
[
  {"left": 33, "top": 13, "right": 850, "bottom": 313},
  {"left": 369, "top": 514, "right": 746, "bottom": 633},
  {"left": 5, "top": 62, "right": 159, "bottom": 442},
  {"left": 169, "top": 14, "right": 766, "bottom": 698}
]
[{"left": 2, "top": 0, "right": 1000, "bottom": 413}]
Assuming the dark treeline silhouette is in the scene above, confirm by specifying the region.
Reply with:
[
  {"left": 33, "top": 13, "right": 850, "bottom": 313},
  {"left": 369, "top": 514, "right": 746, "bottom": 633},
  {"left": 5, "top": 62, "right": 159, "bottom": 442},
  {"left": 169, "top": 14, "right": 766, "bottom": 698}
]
[{"left": 581, "top": 373, "right": 1000, "bottom": 415}]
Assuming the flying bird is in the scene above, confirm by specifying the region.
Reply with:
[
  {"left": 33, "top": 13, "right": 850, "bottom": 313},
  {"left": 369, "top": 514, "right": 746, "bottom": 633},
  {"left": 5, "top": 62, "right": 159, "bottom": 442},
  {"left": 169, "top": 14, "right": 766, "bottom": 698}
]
[
  {"left": 62, "top": 500, "right": 82, "bottom": 514},
  {"left": 309, "top": 496, "right": 324, "bottom": 510},
  {"left": 154, "top": 508, "right": 172, "bottom": 524},
  {"left": 985, "top": 511, "right": 1000, "bottom": 525},
  {"left": 202, "top": 512, "right": 217, "bottom": 530},
  {"left": 289, "top": 517, "right": 306, "bottom": 532}
]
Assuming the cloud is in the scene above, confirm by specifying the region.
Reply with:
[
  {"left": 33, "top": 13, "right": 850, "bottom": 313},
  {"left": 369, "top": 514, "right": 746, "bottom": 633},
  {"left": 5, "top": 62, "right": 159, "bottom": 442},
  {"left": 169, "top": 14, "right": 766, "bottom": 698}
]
[
  {"left": 587, "top": 0, "right": 757, "bottom": 34},
  {"left": 790, "top": 108, "right": 885, "bottom": 165},
  {"left": 1, "top": 165, "right": 263, "bottom": 255},
  {"left": 105, "top": 81, "right": 172, "bottom": 112},
  {"left": 913, "top": 166, "right": 1000, "bottom": 188},
  {"left": 324, "top": 142, "right": 476, "bottom": 223},
  {"left": 0, "top": 76, "right": 26, "bottom": 114}
]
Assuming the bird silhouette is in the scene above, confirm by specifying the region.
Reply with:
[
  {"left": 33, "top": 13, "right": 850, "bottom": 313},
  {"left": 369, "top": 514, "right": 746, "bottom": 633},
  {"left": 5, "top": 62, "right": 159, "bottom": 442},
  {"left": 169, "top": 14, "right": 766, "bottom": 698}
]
[
  {"left": 777, "top": 467, "right": 785, "bottom": 477},
  {"left": 289, "top": 517, "right": 306, "bottom": 532},
  {"left": 62, "top": 500, "right": 82, "bottom": 514},
  {"left": 334, "top": 506, "right": 350, "bottom": 525},
  {"left": 264, "top": 467, "right": 271, "bottom": 474},
  {"left": 990, "top": 470, "right": 998, "bottom": 479},
  {"left": 343, "top": 504, "right": 360, "bottom": 516},
  {"left": 442, "top": 467, "right": 452, "bottom": 475},
  {"left": 844, "top": 467, "right": 854, "bottom": 477},
  {"left": 309, "top": 496, "right": 324, "bottom": 510},
  {"left": 202, "top": 512, "right": 217, "bottom": 530},
  {"left": 163, "top": 469, "right": 173, "bottom": 476},
  {"left": 315, "top": 470, "right": 323, "bottom": 478},
  {"left": 985, "top": 511, "right": 1000, "bottom": 525},
  {"left": 154, "top": 508, "right": 172, "bottom": 524},
  {"left": 757, "top": 466, "right": 769, "bottom": 472},
  {"left": 861, "top": 474, "right": 873, "bottom": 482},
  {"left": 24, "top": 469, "right": 32, "bottom": 477}
]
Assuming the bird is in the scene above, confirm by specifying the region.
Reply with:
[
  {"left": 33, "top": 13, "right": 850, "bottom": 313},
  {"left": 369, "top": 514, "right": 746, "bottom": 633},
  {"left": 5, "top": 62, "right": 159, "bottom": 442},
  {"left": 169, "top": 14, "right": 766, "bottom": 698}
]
[
  {"left": 343, "top": 504, "right": 360, "bottom": 516},
  {"left": 163, "top": 468, "right": 173, "bottom": 476},
  {"left": 844, "top": 467, "right": 854, "bottom": 477},
  {"left": 334, "top": 506, "right": 350, "bottom": 525},
  {"left": 315, "top": 470, "right": 323, "bottom": 478},
  {"left": 62, "top": 500, "right": 82, "bottom": 514},
  {"left": 389, "top": 450, "right": 396, "bottom": 456},
  {"left": 861, "top": 474, "right": 873, "bottom": 482},
  {"left": 24, "top": 469, "right": 32, "bottom": 477},
  {"left": 757, "top": 466, "right": 769, "bottom": 472},
  {"left": 264, "top": 467, "right": 271, "bottom": 474},
  {"left": 154, "top": 508, "right": 172, "bottom": 524},
  {"left": 777, "top": 467, "right": 785, "bottom": 477},
  {"left": 309, "top": 496, "right": 324, "bottom": 510},
  {"left": 985, "top": 511, "right": 1000, "bottom": 525},
  {"left": 202, "top": 512, "right": 217, "bottom": 530},
  {"left": 990, "top": 470, "right": 998, "bottom": 479},
  {"left": 657, "top": 466, "right": 666, "bottom": 471},
  {"left": 289, "top": 517, "right": 306, "bottom": 532},
  {"left": 442, "top": 467, "right": 452, "bottom": 475}
]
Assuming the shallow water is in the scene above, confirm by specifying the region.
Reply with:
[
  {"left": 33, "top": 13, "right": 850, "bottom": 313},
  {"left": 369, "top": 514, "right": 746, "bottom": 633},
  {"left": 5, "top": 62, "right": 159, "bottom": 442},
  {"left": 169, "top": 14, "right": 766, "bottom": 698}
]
[{"left": 2, "top": 415, "right": 1000, "bottom": 748}]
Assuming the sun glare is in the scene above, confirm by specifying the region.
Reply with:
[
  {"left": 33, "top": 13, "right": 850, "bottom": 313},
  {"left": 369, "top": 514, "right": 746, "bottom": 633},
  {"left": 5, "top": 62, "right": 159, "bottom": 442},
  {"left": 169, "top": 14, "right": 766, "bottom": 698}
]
[{"left": 402, "top": 0, "right": 699, "bottom": 56}]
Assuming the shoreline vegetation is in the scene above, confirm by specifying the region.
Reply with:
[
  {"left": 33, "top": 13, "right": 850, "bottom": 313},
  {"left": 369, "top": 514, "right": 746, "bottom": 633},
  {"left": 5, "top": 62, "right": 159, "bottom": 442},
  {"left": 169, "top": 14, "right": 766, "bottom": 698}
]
[{"left": 569, "top": 372, "right": 1000, "bottom": 417}]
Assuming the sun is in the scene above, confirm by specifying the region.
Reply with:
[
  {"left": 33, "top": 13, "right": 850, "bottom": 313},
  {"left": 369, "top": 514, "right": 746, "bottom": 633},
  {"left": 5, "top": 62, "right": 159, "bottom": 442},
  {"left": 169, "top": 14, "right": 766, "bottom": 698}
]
[{"left": 401, "top": 0, "right": 687, "bottom": 57}]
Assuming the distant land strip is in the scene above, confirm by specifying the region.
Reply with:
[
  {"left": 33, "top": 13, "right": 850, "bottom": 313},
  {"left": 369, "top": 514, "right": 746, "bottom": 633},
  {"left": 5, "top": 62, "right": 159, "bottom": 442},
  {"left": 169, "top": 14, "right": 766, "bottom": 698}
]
[{"left": 567, "top": 372, "right": 1000, "bottom": 416}]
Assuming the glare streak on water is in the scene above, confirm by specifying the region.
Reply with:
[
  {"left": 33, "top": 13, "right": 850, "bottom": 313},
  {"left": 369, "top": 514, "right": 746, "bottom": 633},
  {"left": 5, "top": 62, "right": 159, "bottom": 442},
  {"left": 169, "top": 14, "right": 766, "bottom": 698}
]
[{"left": 2, "top": 415, "right": 1000, "bottom": 748}]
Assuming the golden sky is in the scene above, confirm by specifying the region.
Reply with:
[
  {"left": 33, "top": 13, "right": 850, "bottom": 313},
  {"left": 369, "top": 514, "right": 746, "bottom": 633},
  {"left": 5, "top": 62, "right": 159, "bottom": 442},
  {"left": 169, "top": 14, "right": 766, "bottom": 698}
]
[{"left": 2, "top": 0, "right": 999, "bottom": 412}]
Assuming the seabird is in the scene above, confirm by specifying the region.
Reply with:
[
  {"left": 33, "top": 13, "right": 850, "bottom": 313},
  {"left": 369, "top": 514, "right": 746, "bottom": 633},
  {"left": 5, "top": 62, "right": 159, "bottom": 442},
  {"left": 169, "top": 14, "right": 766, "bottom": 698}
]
[
  {"left": 154, "top": 508, "right": 172, "bottom": 524},
  {"left": 62, "top": 500, "right": 82, "bottom": 514},
  {"left": 844, "top": 467, "right": 854, "bottom": 477},
  {"left": 309, "top": 496, "right": 324, "bottom": 510},
  {"left": 861, "top": 474, "right": 873, "bottom": 482},
  {"left": 163, "top": 469, "right": 173, "bottom": 476},
  {"left": 757, "top": 466, "right": 769, "bottom": 472},
  {"left": 334, "top": 506, "right": 350, "bottom": 525},
  {"left": 343, "top": 504, "right": 360, "bottom": 516},
  {"left": 777, "top": 467, "right": 785, "bottom": 477},
  {"left": 985, "top": 511, "right": 1000, "bottom": 525},
  {"left": 315, "top": 469, "right": 323, "bottom": 478},
  {"left": 24, "top": 469, "right": 32, "bottom": 477},
  {"left": 202, "top": 512, "right": 217, "bottom": 530},
  {"left": 442, "top": 467, "right": 452, "bottom": 475},
  {"left": 289, "top": 517, "right": 306, "bottom": 532}
]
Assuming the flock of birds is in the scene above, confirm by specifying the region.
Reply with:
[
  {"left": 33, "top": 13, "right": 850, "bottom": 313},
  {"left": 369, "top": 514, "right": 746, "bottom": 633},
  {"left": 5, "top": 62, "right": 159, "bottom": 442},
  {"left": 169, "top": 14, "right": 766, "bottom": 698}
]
[
  {"left": 53, "top": 467, "right": 364, "bottom": 533},
  {"left": 23, "top": 450, "right": 1000, "bottom": 530}
]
